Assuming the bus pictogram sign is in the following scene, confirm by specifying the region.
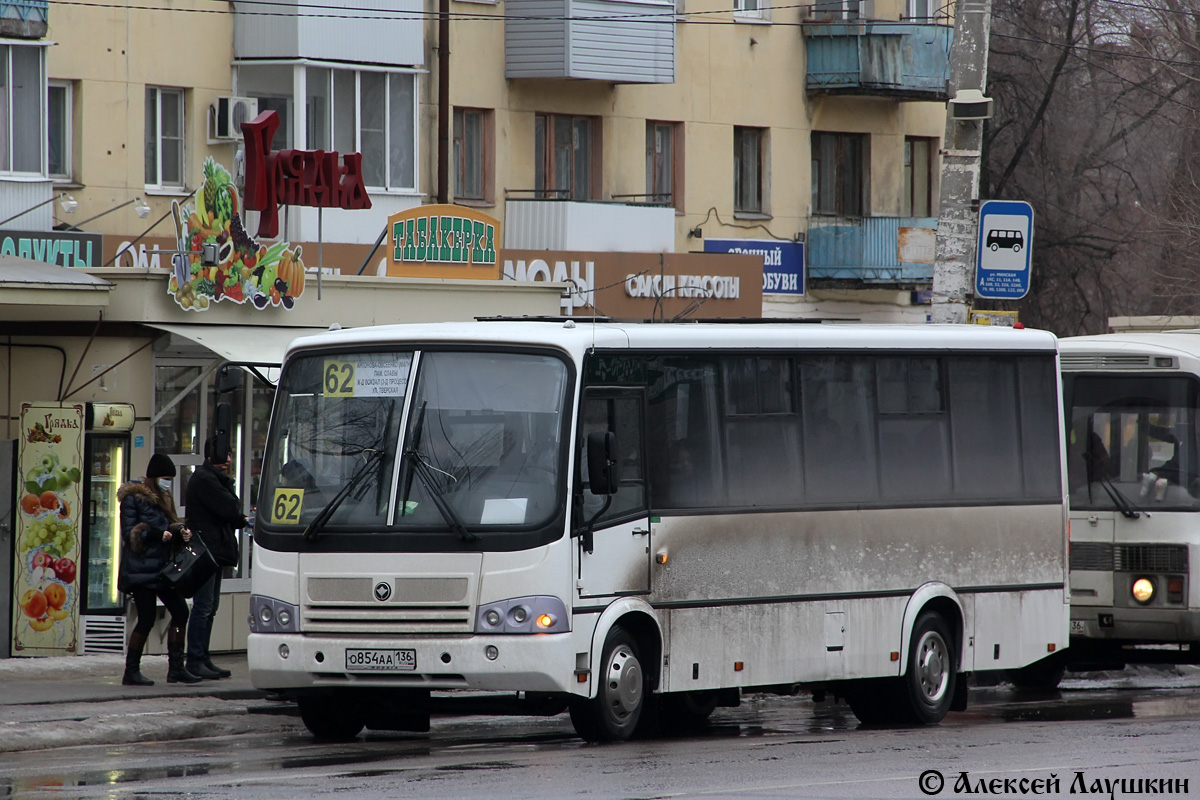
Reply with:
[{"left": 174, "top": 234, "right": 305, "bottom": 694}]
[{"left": 976, "top": 200, "right": 1034, "bottom": 300}]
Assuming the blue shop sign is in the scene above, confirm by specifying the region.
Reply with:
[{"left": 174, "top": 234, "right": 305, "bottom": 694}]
[
  {"left": 704, "top": 239, "right": 804, "bottom": 296},
  {"left": 0, "top": 229, "right": 103, "bottom": 267}
]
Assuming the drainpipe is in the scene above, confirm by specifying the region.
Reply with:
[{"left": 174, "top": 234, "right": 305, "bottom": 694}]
[{"left": 437, "top": 0, "right": 450, "bottom": 204}]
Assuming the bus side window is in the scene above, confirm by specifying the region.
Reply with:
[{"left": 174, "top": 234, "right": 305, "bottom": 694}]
[{"left": 579, "top": 394, "right": 647, "bottom": 526}]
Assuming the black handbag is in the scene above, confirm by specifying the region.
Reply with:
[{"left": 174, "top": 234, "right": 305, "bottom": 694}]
[{"left": 158, "top": 537, "right": 219, "bottom": 598}]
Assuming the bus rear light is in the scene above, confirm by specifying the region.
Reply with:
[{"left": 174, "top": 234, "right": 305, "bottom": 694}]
[{"left": 1132, "top": 578, "right": 1155, "bottom": 604}]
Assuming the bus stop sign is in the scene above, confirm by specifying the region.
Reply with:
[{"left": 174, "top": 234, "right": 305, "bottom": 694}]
[{"left": 975, "top": 199, "right": 1034, "bottom": 300}]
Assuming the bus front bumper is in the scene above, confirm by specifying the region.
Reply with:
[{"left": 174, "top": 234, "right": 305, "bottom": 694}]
[
  {"left": 1070, "top": 606, "right": 1200, "bottom": 645},
  {"left": 247, "top": 632, "right": 585, "bottom": 695}
]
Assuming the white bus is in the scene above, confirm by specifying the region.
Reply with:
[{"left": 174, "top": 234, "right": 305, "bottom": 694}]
[
  {"left": 1060, "top": 332, "right": 1200, "bottom": 670},
  {"left": 247, "top": 321, "right": 1069, "bottom": 740}
]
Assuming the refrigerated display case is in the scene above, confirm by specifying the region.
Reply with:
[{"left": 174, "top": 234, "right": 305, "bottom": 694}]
[{"left": 81, "top": 404, "right": 134, "bottom": 615}]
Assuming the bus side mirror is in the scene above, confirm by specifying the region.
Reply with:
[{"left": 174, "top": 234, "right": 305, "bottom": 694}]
[
  {"left": 215, "top": 363, "right": 242, "bottom": 394},
  {"left": 587, "top": 431, "right": 619, "bottom": 495},
  {"left": 213, "top": 401, "right": 232, "bottom": 463}
]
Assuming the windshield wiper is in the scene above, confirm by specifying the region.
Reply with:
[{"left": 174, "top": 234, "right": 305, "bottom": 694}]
[
  {"left": 405, "top": 450, "right": 476, "bottom": 542},
  {"left": 303, "top": 405, "right": 395, "bottom": 542},
  {"left": 302, "top": 447, "right": 385, "bottom": 542}
]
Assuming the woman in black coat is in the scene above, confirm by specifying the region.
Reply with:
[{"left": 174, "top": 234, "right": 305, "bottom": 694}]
[{"left": 117, "top": 453, "right": 201, "bottom": 686}]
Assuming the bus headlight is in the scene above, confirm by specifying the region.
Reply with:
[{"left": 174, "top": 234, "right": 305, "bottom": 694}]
[
  {"left": 1132, "top": 578, "right": 1155, "bottom": 604},
  {"left": 249, "top": 595, "right": 300, "bottom": 634},
  {"left": 476, "top": 596, "right": 569, "bottom": 634}
]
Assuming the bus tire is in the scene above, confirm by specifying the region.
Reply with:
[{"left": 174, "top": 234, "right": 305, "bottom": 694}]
[
  {"left": 298, "top": 694, "right": 366, "bottom": 741},
  {"left": 569, "top": 625, "right": 646, "bottom": 742},
  {"left": 899, "top": 611, "right": 957, "bottom": 724}
]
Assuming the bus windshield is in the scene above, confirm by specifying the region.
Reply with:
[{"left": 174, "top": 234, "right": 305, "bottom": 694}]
[
  {"left": 1067, "top": 374, "right": 1200, "bottom": 511},
  {"left": 260, "top": 348, "right": 569, "bottom": 535}
]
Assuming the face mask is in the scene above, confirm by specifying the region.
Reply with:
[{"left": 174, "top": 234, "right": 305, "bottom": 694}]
[{"left": 157, "top": 478, "right": 172, "bottom": 492}]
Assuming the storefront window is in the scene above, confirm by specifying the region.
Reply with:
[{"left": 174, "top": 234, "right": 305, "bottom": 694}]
[{"left": 154, "top": 365, "right": 202, "bottom": 455}]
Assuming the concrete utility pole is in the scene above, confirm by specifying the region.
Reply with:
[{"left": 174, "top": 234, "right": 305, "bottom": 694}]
[{"left": 930, "top": 0, "right": 993, "bottom": 324}]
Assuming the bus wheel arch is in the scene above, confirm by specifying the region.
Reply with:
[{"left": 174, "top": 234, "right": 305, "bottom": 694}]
[
  {"left": 571, "top": 604, "right": 662, "bottom": 742},
  {"left": 897, "top": 587, "right": 964, "bottom": 723}
]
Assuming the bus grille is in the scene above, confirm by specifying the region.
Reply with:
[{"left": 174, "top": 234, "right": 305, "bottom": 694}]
[
  {"left": 301, "top": 576, "right": 475, "bottom": 634},
  {"left": 1115, "top": 544, "right": 1188, "bottom": 573},
  {"left": 1070, "top": 542, "right": 1113, "bottom": 571},
  {"left": 1060, "top": 353, "right": 1178, "bottom": 371},
  {"left": 1070, "top": 543, "right": 1188, "bottom": 573}
]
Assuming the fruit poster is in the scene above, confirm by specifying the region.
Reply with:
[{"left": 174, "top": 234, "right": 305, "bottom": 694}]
[
  {"left": 12, "top": 403, "right": 83, "bottom": 656},
  {"left": 167, "top": 157, "right": 307, "bottom": 312}
]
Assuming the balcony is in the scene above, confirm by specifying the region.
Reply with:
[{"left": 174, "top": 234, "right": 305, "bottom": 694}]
[
  {"left": 803, "top": 22, "right": 952, "bottom": 101},
  {"left": 233, "top": 0, "right": 422, "bottom": 65},
  {"left": 806, "top": 216, "right": 937, "bottom": 287},
  {"left": 505, "top": 199, "right": 675, "bottom": 251},
  {"left": 1, "top": 0, "right": 47, "bottom": 38},
  {"left": 506, "top": 0, "right": 675, "bottom": 84}
]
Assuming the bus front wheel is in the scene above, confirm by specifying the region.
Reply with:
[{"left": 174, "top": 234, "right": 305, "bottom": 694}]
[
  {"left": 570, "top": 625, "right": 647, "bottom": 742},
  {"left": 298, "top": 694, "right": 366, "bottom": 741},
  {"left": 900, "top": 611, "right": 957, "bottom": 724}
]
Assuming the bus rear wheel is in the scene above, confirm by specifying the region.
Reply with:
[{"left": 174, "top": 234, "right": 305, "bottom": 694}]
[
  {"left": 898, "top": 611, "right": 957, "bottom": 724},
  {"left": 570, "top": 625, "right": 646, "bottom": 742},
  {"left": 298, "top": 694, "right": 366, "bottom": 741}
]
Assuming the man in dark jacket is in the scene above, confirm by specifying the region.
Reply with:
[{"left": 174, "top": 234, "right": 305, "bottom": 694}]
[{"left": 185, "top": 436, "right": 248, "bottom": 679}]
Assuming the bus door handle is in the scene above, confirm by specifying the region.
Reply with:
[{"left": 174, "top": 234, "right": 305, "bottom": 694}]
[{"left": 632, "top": 528, "right": 649, "bottom": 536}]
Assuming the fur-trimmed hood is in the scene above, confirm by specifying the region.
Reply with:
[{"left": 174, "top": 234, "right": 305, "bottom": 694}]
[{"left": 118, "top": 480, "right": 172, "bottom": 511}]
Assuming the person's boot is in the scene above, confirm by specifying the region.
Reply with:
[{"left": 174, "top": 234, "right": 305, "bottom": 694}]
[
  {"left": 204, "top": 658, "right": 232, "bottom": 679},
  {"left": 166, "top": 627, "right": 202, "bottom": 684},
  {"left": 122, "top": 631, "right": 155, "bottom": 686},
  {"left": 185, "top": 658, "right": 224, "bottom": 680}
]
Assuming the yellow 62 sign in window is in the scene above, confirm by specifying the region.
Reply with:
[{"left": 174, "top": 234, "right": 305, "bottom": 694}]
[
  {"left": 324, "top": 360, "right": 355, "bottom": 397},
  {"left": 271, "top": 488, "right": 305, "bottom": 524}
]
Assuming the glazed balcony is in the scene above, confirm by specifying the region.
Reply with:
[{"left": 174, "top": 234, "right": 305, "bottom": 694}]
[
  {"left": 804, "top": 21, "right": 952, "bottom": 101},
  {"left": 806, "top": 216, "right": 937, "bottom": 287}
]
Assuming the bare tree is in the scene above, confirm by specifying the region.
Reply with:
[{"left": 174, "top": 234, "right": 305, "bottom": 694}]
[{"left": 983, "top": 0, "right": 1196, "bottom": 334}]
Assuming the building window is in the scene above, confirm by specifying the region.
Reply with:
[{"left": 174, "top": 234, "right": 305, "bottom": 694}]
[
  {"left": 535, "top": 113, "right": 598, "bottom": 200},
  {"left": 907, "top": 0, "right": 932, "bottom": 19},
  {"left": 734, "top": 126, "right": 765, "bottom": 214},
  {"left": 312, "top": 69, "right": 417, "bottom": 192},
  {"left": 454, "top": 107, "right": 493, "bottom": 202},
  {"left": 904, "top": 136, "right": 935, "bottom": 217},
  {"left": 48, "top": 82, "right": 72, "bottom": 181},
  {"left": 145, "top": 86, "right": 185, "bottom": 189},
  {"left": 0, "top": 44, "right": 45, "bottom": 174},
  {"left": 734, "top": 0, "right": 762, "bottom": 18},
  {"left": 241, "top": 65, "right": 417, "bottom": 192},
  {"left": 646, "top": 121, "right": 683, "bottom": 210},
  {"left": 811, "top": 131, "right": 866, "bottom": 217},
  {"left": 812, "top": 0, "right": 859, "bottom": 19}
]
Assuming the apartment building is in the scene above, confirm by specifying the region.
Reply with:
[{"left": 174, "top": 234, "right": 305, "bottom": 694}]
[{"left": 11, "top": 0, "right": 953, "bottom": 317}]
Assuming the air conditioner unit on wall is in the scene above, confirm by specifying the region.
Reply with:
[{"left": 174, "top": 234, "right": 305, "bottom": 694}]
[{"left": 213, "top": 96, "right": 259, "bottom": 140}]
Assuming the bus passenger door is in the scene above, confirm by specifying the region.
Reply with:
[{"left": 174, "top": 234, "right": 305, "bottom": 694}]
[{"left": 576, "top": 390, "right": 652, "bottom": 598}]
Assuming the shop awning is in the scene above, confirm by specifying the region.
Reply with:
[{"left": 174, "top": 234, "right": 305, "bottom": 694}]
[
  {"left": 0, "top": 254, "right": 114, "bottom": 307},
  {"left": 146, "top": 323, "right": 327, "bottom": 368}
]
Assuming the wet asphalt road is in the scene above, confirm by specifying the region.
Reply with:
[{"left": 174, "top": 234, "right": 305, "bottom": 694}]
[{"left": 3, "top": 670, "right": 1199, "bottom": 800}]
